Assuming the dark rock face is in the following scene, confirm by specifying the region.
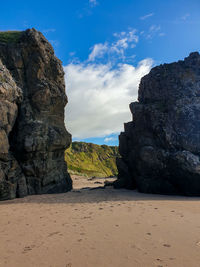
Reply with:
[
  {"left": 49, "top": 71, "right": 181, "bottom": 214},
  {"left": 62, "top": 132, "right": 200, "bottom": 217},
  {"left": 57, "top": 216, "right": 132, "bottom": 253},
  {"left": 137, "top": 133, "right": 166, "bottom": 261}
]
[
  {"left": 115, "top": 52, "right": 200, "bottom": 196},
  {"left": 0, "top": 29, "right": 72, "bottom": 200}
]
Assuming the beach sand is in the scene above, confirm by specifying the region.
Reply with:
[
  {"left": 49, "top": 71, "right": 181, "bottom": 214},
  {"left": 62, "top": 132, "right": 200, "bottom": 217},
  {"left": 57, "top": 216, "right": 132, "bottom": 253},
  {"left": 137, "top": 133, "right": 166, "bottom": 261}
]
[{"left": 1, "top": 175, "right": 200, "bottom": 267}]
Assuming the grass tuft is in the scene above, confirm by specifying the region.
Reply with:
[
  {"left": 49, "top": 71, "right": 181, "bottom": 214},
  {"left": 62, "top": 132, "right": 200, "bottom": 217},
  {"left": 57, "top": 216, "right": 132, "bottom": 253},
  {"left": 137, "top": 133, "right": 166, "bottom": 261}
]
[{"left": 0, "top": 31, "right": 23, "bottom": 43}]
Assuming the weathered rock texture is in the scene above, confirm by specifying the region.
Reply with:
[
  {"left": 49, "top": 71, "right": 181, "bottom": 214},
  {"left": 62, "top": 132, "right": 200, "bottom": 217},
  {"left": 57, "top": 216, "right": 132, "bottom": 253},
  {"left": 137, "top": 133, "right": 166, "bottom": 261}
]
[
  {"left": 0, "top": 29, "right": 72, "bottom": 200},
  {"left": 115, "top": 52, "right": 200, "bottom": 196}
]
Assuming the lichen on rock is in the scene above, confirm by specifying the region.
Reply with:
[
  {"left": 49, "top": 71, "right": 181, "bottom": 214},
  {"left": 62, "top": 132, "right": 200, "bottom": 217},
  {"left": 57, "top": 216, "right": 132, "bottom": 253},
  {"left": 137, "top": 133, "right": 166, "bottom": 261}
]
[
  {"left": 0, "top": 28, "right": 72, "bottom": 200},
  {"left": 115, "top": 52, "right": 200, "bottom": 196}
]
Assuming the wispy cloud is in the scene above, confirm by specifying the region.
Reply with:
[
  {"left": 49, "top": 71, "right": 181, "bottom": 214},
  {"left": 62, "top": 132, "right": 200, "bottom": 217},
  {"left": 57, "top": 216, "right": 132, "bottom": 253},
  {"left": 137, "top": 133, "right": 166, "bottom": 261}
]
[
  {"left": 145, "top": 25, "right": 162, "bottom": 39},
  {"left": 159, "top": 32, "right": 166, "bottom": 37},
  {"left": 88, "top": 43, "right": 108, "bottom": 61},
  {"left": 69, "top": 51, "right": 76, "bottom": 57},
  {"left": 140, "top": 13, "right": 154, "bottom": 20},
  {"left": 49, "top": 40, "right": 59, "bottom": 47},
  {"left": 181, "top": 13, "right": 190, "bottom": 21},
  {"left": 64, "top": 58, "right": 153, "bottom": 138},
  {"left": 88, "top": 29, "right": 139, "bottom": 62},
  {"left": 89, "top": 0, "right": 98, "bottom": 7},
  {"left": 78, "top": 0, "right": 99, "bottom": 18},
  {"left": 42, "top": 28, "right": 56, "bottom": 34},
  {"left": 171, "top": 13, "right": 194, "bottom": 24}
]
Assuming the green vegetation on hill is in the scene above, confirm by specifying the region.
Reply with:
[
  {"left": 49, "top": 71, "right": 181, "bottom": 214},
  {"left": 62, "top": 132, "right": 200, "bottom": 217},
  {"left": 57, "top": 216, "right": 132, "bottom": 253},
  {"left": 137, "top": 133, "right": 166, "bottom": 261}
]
[
  {"left": 65, "top": 142, "right": 119, "bottom": 177},
  {"left": 0, "top": 31, "right": 22, "bottom": 43}
]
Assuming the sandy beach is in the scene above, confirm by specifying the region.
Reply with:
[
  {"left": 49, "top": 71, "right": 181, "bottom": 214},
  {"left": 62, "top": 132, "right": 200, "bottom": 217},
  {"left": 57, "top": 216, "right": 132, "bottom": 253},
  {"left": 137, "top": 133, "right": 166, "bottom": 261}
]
[{"left": 1, "top": 175, "right": 200, "bottom": 267}]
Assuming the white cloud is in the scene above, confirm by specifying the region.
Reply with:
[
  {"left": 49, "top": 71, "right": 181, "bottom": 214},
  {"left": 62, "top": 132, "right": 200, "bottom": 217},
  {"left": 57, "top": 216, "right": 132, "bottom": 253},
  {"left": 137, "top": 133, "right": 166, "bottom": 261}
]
[
  {"left": 88, "top": 29, "right": 139, "bottom": 62},
  {"left": 104, "top": 136, "right": 117, "bottom": 142},
  {"left": 140, "top": 13, "right": 154, "bottom": 20},
  {"left": 64, "top": 58, "right": 153, "bottom": 139},
  {"left": 111, "top": 30, "right": 138, "bottom": 57}
]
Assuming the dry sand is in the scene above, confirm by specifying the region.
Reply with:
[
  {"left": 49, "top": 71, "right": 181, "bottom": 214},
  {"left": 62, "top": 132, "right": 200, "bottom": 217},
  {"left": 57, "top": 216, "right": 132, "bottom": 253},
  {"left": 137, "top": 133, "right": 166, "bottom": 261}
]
[{"left": 1, "top": 175, "right": 200, "bottom": 267}]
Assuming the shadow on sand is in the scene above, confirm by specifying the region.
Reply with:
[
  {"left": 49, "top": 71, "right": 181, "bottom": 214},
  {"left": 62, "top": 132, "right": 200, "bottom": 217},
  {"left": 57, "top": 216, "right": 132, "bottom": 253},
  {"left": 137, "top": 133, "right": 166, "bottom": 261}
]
[{"left": 1, "top": 186, "right": 200, "bottom": 205}]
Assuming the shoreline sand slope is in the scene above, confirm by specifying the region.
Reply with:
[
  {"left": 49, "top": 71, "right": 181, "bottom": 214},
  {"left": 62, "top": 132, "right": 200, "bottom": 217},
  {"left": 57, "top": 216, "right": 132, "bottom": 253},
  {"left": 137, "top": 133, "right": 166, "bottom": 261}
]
[{"left": 1, "top": 176, "right": 200, "bottom": 267}]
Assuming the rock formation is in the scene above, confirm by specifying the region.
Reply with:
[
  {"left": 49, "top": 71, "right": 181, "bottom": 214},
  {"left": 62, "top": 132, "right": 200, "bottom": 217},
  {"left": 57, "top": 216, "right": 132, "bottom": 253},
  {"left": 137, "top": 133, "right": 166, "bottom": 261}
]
[
  {"left": 115, "top": 52, "right": 200, "bottom": 196},
  {"left": 0, "top": 29, "right": 72, "bottom": 200}
]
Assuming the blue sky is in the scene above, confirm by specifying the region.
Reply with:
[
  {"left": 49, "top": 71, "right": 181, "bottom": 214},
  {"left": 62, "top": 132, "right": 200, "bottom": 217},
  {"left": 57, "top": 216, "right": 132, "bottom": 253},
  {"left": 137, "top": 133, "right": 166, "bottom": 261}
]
[{"left": 1, "top": 0, "right": 200, "bottom": 146}]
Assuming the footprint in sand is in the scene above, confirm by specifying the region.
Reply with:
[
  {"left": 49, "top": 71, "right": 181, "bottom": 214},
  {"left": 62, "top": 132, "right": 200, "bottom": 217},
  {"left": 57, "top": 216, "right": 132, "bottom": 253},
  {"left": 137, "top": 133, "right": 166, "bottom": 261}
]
[
  {"left": 196, "top": 241, "right": 200, "bottom": 246},
  {"left": 99, "top": 208, "right": 103, "bottom": 210},
  {"left": 146, "top": 232, "right": 151, "bottom": 236},
  {"left": 163, "top": 244, "right": 171, "bottom": 248},
  {"left": 66, "top": 263, "right": 72, "bottom": 267},
  {"left": 23, "top": 246, "right": 32, "bottom": 253},
  {"left": 48, "top": 231, "right": 60, "bottom": 237}
]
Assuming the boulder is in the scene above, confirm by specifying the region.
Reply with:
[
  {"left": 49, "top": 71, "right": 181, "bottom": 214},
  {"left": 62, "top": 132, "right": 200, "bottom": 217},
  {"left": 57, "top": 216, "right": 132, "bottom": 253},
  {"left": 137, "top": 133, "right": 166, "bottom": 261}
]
[{"left": 115, "top": 52, "right": 200, "bottom": 196}]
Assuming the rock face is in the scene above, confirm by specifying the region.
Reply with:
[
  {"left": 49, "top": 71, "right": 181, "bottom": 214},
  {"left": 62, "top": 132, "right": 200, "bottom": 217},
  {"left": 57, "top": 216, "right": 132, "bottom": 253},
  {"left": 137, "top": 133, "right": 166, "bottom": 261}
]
[
  {"left": 0, "top": 29, "right": 72, "bottom": 200},
  {"left": 115, "top": 52, "right": 200, "bottom": 196}
]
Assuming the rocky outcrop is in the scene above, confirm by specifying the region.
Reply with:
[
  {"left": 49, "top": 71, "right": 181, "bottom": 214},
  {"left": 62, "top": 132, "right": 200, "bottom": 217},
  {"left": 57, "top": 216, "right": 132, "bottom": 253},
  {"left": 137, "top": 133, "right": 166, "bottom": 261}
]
[
  {"left": 0, "top": 29, "right": 72, "bottom": 200},
  {"left": 115, "top": 52, "right": 200, "bottom": 196},
  {"left": 0, "top": 60, "right": 27, "bottom": 200}
]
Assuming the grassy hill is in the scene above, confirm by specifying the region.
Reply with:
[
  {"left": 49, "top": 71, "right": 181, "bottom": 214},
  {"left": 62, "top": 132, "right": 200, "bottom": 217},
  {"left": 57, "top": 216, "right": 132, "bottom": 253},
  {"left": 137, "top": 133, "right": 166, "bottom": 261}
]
[{"left": 65, "top": 142, "right": 119, "bottom": 177}]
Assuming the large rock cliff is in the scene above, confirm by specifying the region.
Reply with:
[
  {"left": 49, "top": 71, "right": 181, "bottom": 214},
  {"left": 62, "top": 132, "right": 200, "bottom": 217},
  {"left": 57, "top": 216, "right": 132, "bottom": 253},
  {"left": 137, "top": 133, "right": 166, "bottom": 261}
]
[
  {"left": 0, "top": 29, "right": 72, "bottom": 200},
  {"left": 115, "top": 52, "right": 200, "bottom": 196}
]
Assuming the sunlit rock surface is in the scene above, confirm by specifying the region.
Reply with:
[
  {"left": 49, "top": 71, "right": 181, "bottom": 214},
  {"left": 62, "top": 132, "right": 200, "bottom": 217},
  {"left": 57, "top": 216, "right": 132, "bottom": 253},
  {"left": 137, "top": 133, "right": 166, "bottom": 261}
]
[{"left": 115, "top": 52, "right": 200, "bottom": 196}]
